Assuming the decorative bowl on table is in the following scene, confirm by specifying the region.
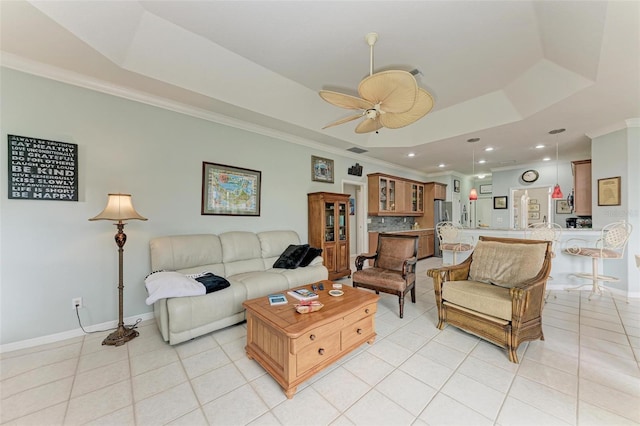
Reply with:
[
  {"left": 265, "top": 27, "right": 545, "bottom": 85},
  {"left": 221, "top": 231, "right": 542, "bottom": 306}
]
[{"left": 295, "top": 301, "right": 324, "bottom": 314}]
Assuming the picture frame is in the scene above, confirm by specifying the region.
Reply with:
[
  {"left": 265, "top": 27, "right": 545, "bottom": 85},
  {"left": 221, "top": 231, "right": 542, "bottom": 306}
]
[
  {"left": 311, "top": 155, "right": 334, "bottom": 183},
  {"left": 528, "top": 211, "right": 540, "bottom": 220},
  {"left": 528, "top": 203, "right": 540, "bottom": 212},
  {"left": 201, "top": 162, "right": 261, "bottom": 216},
  {"left": 556, "top": 199, "right": 572, "bottom": 214},
  {"left": 493, "top": 196, "right": 508, "bottom": 209},
  {"left": 528, "top": 199, "right": 538, "bottom": 204},
  {"left": 480, "top": 184, "right": 492, "bottom": 194},
  {"left": 453, "top": 179, "right": 460, "bottom": 193},
  {"left": 598, "top": 176, "right": 621, "bottom": 206}
]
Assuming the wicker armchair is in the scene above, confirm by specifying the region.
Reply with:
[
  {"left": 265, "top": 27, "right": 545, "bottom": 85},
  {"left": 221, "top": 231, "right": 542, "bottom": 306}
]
[{"left": 428, "top": 236, "right": 552, "bottom": 363}]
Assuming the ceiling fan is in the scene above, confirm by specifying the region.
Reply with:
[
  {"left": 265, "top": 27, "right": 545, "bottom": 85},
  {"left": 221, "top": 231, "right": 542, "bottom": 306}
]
[{"left": 319, "top": 33, "right": 434, "bottom": 134}]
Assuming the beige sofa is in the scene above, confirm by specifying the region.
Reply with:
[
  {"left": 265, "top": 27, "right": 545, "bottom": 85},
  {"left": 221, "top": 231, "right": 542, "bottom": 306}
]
[
  {"left": 149, "top": 230, "right": 328, "bottom": 344},
  {"left": 428, "top": 236, "right": 552, "bottom": 363}
]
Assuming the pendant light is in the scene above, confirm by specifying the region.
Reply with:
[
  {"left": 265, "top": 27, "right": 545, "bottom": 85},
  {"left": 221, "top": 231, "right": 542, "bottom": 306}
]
[
  {"left": 549, "top": 128, "right": 565, "bottom": 199},
  {"left": 468, "top": 138, "right": 479, "bottom": 200}
]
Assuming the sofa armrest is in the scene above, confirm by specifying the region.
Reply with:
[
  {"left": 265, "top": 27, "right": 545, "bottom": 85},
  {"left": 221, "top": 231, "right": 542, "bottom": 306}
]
[{"left": 355, "top": 253, "right": 377, "bottom": 270}]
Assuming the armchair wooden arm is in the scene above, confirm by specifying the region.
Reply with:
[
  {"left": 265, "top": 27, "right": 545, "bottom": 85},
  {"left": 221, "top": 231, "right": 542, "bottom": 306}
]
[{"left": 355, "top": 253, "right": 377, "bottom": 270}]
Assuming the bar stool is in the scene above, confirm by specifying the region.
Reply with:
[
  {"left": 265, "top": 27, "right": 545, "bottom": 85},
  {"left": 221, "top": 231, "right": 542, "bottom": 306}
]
[
  {"left": 436, "top": 221, "right": 474, "bottom": 265},
  {"left": 526, "top": 223, "right": 562, "bottom": 302},
  {"left": 563, "top": 220, "right": 633, "bottom": 299}
]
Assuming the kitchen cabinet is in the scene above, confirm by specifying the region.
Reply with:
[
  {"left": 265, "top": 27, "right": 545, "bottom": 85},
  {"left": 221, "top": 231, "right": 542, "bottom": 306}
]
[
  {"left": 572, "top": 160, "right": 591, "bottom": 216},
  {"left": 308, "top": 192, "right": 351, "bottom": 280},
  {"left": 433, "top": 182, "right": 447, "bottom": 200},
  {"left": 367, "top": 173, "right": 423, "bottom": 216}
]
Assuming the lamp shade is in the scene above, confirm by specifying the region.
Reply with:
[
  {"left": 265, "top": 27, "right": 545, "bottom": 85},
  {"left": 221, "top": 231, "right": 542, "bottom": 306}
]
[
  {"left": 89, "top": 193, "right": 147, "bottom": 222},
  {"left": 551, "top": 184, "right": 564, "bottom": 199},
  {"left": 469, "top": 188, "right": 478, "bottom": 201}
]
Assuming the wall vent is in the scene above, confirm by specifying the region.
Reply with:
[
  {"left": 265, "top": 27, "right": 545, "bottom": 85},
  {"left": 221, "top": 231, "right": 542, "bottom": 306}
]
[{"left": 347, "top": 147, "right": 368, "bottom": 154}]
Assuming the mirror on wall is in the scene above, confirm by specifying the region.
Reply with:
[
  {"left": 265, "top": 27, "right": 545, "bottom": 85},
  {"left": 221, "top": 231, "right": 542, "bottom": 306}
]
[{"left": 510, "top": 186, "right": 552, "bottom": 229}]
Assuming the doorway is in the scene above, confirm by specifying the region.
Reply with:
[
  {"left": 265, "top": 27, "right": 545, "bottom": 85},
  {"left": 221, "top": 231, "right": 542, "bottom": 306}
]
[
  {"left": 342, "top": 180, "right": 366, "bottom": 257},
  {"left": 510, "top": 186, "right": 552, "bottom": 228}
]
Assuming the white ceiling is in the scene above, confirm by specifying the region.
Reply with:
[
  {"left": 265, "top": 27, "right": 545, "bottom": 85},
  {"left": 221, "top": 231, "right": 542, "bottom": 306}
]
[{"left": 1, "top": 1, "right": 639, "bottom": 176}]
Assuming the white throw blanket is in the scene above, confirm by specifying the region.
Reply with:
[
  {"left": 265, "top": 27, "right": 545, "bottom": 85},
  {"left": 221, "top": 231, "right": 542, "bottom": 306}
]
[{"left": 144, "top": 271, "right": 205, "bottom": 305}]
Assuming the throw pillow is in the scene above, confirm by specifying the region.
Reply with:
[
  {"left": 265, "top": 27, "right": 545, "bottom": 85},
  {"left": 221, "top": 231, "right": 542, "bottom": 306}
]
[
  {"left": 273, "top": 244, "right": 310, "bottom": 269},
  {"left": 299, "top": 247, "right": 323, "bottom": 267},
  {"left": 194, "top": 272, "right": 231, "bottom": 293}
]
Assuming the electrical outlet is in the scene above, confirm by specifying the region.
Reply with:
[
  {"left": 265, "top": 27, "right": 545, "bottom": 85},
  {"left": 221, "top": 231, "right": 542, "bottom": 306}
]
[
  {"left": 72, "top": 297, "right": 83, "bottom": 310},
  {"left": 381, "top": 218, "right": 384, "bottom": 223},
  {"left": 404, "top": 218, "right": 407, "bottom": 222}
]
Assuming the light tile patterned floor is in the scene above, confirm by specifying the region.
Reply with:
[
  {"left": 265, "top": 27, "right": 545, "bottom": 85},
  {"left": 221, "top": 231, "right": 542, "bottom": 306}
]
[{"left": 2, "top": 258, "right": 639, "bottom": 425}]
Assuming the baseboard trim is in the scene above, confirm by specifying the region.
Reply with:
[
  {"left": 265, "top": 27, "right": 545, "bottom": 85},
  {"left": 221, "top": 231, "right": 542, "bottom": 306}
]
[{"left": 0, "top": 312, "right": 155, "bottom": 354}]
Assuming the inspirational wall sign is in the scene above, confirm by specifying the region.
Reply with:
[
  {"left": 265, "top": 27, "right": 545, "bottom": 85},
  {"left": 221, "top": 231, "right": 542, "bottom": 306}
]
[{"left": 8, "top": 135, "right": 78, "bottom": 201}]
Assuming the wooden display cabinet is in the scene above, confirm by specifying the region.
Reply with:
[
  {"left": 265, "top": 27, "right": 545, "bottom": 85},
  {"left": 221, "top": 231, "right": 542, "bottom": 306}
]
[
  {"left": 308, "top": 192, "right": 351, "bottom": 280},
  {"left": 572, "top": 159, "right": 592, "bottom": 216}
]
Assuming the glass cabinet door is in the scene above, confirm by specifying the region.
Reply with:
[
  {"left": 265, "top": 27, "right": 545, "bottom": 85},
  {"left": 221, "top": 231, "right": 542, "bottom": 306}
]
[
  {"left": 338, "top": 202, "right": 347, "bottom": 241},
  {"left": 379, "top": 178, "right": 388, "bottom": 211},
  {"left": 324, "top": 202, "right": 334, "bottom": 242},
  {"left": 388, "top": 180, "right": 396, "bottom": 211}
]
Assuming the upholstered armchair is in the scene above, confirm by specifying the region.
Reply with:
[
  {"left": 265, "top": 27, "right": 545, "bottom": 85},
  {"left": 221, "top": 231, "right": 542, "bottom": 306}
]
[
  {"left": 353, "top": 233, "right": 418, "bottom": 318},
  {"left": 428, "top": 236, "right": 552, "bottom": 363}
]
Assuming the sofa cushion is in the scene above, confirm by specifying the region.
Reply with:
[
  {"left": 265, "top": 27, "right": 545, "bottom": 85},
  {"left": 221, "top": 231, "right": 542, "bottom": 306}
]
[
  {"left": 299, "top": 247, "right": 323, "bottom": 267},
  {"left": 273, "top": 244, "right": 310, "bottom": 269},
  {"left": 220, "top": 231, "right": 265, "bottom": 276},
  {"left": 150, "top": 234, "right": 223, "bottom": 271},
  {"left": 443, "top": 280, "right": 512, "bottom": 320},
  {"left": 469, "top": 240, "right": 547, "bottom": 288},
  {"left": 257, "top": 230, "right": 302, "bottom": 258}
]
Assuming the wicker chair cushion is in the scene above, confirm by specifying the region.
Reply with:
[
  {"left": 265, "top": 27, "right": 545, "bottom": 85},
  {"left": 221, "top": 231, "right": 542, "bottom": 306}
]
[
  {"left": 469, "top": 240, "right": 546, "bottom": 288},
  {"left": 443, "top": 280, "right": 512, "bottom": 320},
  {"left": 440, "top": 243, "right": 474, "bottom": 252},
  {"left": 352, "top": 268, "right": 415, "bottom": 292}
]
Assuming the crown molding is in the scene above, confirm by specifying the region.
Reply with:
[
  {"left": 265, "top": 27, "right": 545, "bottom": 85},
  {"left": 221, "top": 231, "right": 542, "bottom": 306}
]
[
  {"left": 1, "top": 52, "right": 423, "bottom": 177},
  {"left": 586, "top": 118, "right": 640, "bottom": 139}
]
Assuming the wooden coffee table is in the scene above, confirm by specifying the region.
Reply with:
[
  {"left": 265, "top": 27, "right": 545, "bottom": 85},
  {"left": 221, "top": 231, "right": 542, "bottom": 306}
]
[{"left": 243, "top": 280, "right": 379, "bottom": 398}]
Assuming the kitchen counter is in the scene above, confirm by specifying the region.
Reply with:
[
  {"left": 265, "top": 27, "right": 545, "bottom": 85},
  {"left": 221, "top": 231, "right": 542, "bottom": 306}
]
[{"left": 368, "top": 228, "right": 435, "bottom": 233}]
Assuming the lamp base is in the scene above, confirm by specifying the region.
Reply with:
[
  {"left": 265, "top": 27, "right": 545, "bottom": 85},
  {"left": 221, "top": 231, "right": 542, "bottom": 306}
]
[{"left": 102, "top": 325, "right": 139, "bottom": 346}]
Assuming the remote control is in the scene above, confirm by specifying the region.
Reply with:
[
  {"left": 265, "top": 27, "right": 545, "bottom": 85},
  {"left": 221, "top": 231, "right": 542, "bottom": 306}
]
[
  {"left": 319, "top": 283, "right": 325, "bottom": 290},
  {"left": 311, "top": 284, "right": 318, "bottom": 291}
]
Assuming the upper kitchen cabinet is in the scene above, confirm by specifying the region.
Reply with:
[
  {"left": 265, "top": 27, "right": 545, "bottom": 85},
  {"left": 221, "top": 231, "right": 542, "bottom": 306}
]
[
  {"left": 367, "top": 173, "right": 423, "bottom": 216},
  {"left": 433, "top": 182, "right": 447, "bottom": 200},
  {"left": 572, "top": 160, "right": 592, "bottom": 216}
]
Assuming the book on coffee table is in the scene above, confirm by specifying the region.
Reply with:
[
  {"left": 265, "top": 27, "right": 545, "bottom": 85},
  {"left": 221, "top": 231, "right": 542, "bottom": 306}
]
[
  {"left": 287, "top": 288, "right": 319, "bottom": 302},
  {"left": 268, "top": 294, "right": 288, "bottom": 306}
]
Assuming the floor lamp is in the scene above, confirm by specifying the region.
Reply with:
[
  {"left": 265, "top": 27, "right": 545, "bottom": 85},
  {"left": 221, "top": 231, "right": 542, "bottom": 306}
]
[{"left": 90, "top": 193, "right": 147, "bottom": 346}]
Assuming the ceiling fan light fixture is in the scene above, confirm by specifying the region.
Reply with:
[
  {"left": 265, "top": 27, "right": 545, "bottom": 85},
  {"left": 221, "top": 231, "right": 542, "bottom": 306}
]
[{"left": 319, "top": 33, "right": 434, "bottom": 133}]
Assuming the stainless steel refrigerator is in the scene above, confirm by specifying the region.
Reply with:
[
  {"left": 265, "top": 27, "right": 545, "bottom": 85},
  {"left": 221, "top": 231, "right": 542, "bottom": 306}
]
[{"left": 434, "top": 200, "right": 450, "bottom": 257}]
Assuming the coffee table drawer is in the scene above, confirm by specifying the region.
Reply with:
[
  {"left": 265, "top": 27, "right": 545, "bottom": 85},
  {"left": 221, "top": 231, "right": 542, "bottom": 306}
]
[
  {"left": 343, "top": 302, "right": 377, "bottom": 325},
  {"left": 290, "top": 319, "right": 342, "bottom": 354},
  {"left": 296, "top": 332, "right": 341, "bottom": 375},
  {"left": 342, "top": 315, "right": 375, "bottom": 349}
]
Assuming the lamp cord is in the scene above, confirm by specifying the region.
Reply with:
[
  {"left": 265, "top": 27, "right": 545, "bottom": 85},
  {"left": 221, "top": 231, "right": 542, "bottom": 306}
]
[{"left": 74, "top": 305, "right": 142, "bottom": 334}]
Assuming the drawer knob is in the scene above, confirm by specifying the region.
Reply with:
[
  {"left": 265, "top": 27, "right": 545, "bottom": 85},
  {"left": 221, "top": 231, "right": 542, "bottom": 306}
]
[
  {"left": 318, "top": 348, "right": 325, "bottom": 355},
  {"left": 365, "top": 309, "right": 370, "bottom": 314},
  {"left": 309, "top": 334, "right": 316, "bottom": 341},
  {"left": 357, "top": 328, "right": 363, "bottom": 335}
]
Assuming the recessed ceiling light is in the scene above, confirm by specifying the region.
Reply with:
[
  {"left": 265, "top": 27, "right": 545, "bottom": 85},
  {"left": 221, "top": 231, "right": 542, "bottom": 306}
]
[
  {"left": 438, "top": 163, "right": 445, "bottom": 168},
  {"left": 478, "top": 174, "right": 486, "bottom": 179},
  {"left": 478, "top": 159, "right": 486, "bottom": 164},
  {"left": 407, "top": 152, "right": 415, "bottom": 157},
  {"left": 484, "top": 147, "right": 494, "bottom": 152},
  {"left": 543, "top": 157, "right": 551, "bottom": 161},
  {"left": 535, "top": 144, "right": 545, "bottom": 149}
]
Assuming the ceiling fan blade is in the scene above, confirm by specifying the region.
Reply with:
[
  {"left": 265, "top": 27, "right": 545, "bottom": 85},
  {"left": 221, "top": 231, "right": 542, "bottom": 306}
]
[
  {"left": 379, "top": 88, "right": 435, "bottom": 129},
  {"left": 322, "top": 113, "right": 363, "bottom": 129},
  {"left": 358, "top": 70, "right": 417, "bottom": 114},
  {"left": 319, "top": 91, "right": 374, "bottom": 110},
  {"left": 355, "top": 117, "right": 383, "bottom": 134}
]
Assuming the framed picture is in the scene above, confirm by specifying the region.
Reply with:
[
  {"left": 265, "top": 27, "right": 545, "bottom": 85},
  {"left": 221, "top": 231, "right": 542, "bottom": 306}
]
[
  {"left": 528, "top": 203, "right": 540, "bottom": 212},
  {"left": 528, "top": 199, "right": 538, "bottom": 204},
  {"left": 480, "top": 184, "right": 492, "bottom": 194},
  {"left": 528, "top": 211, "right": 540, "bottom": 220},
  {"left": 453, "top": 179, "right": 460, "bottom": 193},
  {"left": 311, "top": 155, "right": 334, "bottom": 183},
  {"left": 556, "top": 199, "right": 572, "bottom": 214},
  {"left": 201, "top": 162, "right": 261, "bottom": 216},
  {"left": 493, "top": 196, "right": 508, "bottom": 209},
  {"left": 598, "top": 176, "right": 621, "bottom": 206}
]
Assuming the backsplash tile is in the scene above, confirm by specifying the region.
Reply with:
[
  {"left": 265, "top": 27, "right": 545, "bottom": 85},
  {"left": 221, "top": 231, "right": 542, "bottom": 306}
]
[{"left": 367, "top": 216, "right": 415, "bottom": 232}]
